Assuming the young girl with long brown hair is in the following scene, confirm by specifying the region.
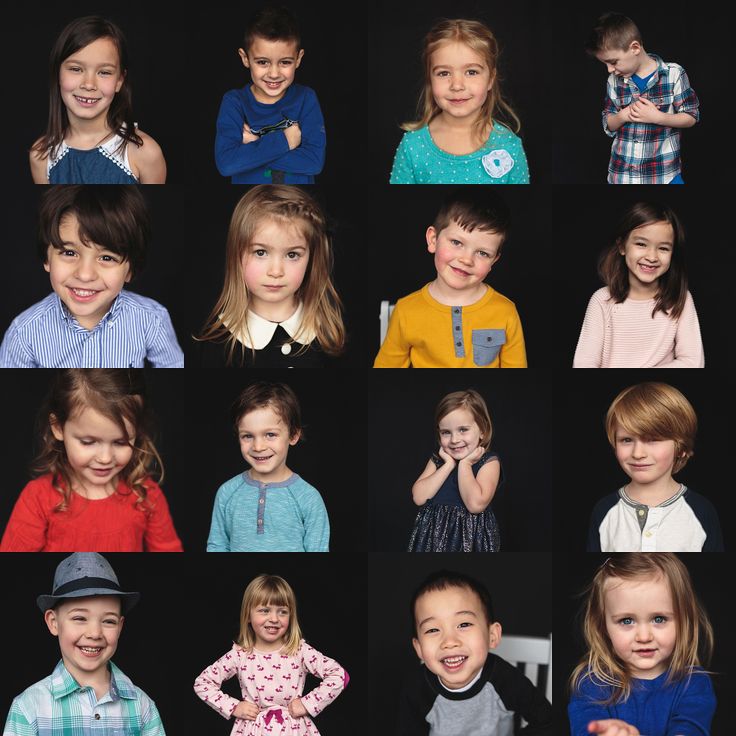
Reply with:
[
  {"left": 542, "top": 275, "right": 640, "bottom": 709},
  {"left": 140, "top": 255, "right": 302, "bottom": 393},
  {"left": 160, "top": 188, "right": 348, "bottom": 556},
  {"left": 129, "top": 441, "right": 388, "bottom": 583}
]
[
  {"left": 390, "top": 18, "right": 529, "bottom": 184},
  {"left": 0, "top": 369, "right": 182, "bottom": 551},
  {"left": 569, "top": 554, "right": 715, "bottom": 736},
  {"left": 197, "top": 185, "right": 345, "bottom": 367}
]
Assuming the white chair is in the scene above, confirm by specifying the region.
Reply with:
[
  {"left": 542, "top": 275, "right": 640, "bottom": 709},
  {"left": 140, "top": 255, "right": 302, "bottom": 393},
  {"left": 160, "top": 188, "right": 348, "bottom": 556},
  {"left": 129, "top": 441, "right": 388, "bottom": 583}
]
[
  {"left": 494, "top": 633, "right": 553, "bottom": 705},
  {"left": 379, "top": 300, "right": 395, "bottom": 345}
]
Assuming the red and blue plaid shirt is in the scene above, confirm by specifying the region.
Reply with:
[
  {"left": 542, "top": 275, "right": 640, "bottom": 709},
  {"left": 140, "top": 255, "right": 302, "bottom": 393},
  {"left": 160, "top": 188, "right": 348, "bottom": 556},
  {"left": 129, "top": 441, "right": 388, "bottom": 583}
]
[{"left": 602, "top": 54, "right": 699, "bottom": 184}]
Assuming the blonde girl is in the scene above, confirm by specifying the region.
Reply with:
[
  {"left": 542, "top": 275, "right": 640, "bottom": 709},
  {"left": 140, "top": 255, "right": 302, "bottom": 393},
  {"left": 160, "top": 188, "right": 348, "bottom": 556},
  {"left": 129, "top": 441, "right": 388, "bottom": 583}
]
[
  {"left": 409, "top": 389, "right": 502, "bottom": 552},
  {"left": 569, "top": 554, "right": 715, "bottom": 736},
  {"left": 574, "top": 202, "right": 704, "bottom": 367},
  {"left": 30, "top": 16, "right": 166, "bottom": 184},
  {"left": 197, "top": 185, "right": 345, "bottom": 367},
  {"left": 194, "top": 574, "right": 348, "bottom": 736},
  {"left": 0, "top": 369, "right": 182, "bottom": 552},
  {"left": 390, "top": 18, "right": 529, "bottom": 184}
]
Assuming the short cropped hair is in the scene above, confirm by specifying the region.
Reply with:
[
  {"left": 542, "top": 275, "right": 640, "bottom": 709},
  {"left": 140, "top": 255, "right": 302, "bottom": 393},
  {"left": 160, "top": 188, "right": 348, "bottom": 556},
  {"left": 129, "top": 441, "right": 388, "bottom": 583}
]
[
  {"left": 585, "top": 12, "right": 643, "bottom": 55},
  {"left": 432, "top": 188, "right": 511, "bottom": 253},
  {"left": 242, "top": 6, "right": 301, "bottom": 51},
  {"left": 231, "top": 381, "right": 302, "bottom": 440},
  {"left": 605, "top": 382, "right": 697, "bottom": 473},
  {"left": 410, "top": 570, "right": 495, "bottom": 636},
  {"left": 38, "top": 186, "right": 150, "bottom": 279}
]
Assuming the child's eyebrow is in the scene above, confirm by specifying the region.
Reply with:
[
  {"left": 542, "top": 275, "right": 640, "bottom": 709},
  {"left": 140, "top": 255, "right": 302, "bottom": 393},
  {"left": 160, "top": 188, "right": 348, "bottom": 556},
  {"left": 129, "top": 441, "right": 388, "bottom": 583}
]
[
  {"left": 418, "top": 610, "right": 478, "bottom": 628},
  {"left": 432, "top": 63, "right": 484, "bottom": 71},
  {"left": 64, "top": 57, "right": 119, "bottom": 68}
]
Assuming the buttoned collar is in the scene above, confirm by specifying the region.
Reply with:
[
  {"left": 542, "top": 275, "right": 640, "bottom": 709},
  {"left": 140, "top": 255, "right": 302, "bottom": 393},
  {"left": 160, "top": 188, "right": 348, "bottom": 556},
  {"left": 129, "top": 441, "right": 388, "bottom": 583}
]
[
  {"left": 49, "top": 660, "right": 136, "bottom": 702},
  {"left": 53, "top": 292, "right": 125, "bottom": 331},
  {"left": 235, "top": 304, "right": 315, "bottom": 349}
]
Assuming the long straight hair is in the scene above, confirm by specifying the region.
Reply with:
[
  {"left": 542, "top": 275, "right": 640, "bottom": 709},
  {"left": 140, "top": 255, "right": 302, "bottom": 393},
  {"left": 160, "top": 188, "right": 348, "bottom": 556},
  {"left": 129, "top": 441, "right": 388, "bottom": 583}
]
[
  {"left": 32, "top": 16, "right": 142, "bottom": 158},
  {"left": 570, "top": 554, "right": 713, "bottom": 704},
  {"left": 197, "top": 186, "right": 345, "bottom": 365},
  {"left": 402, "top": 19, "right": 521, "bottom": 141},
  {"left": 598, "top": 202, "right": 688, "bottom": 319},
  {"left": 32, "top": 369, "right": 162, "bottom": 511}
]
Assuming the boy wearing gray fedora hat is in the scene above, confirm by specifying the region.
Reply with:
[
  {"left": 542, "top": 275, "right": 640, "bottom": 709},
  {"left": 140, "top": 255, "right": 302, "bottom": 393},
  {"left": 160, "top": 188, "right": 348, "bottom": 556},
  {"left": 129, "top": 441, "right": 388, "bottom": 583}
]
[{"left": 3, "top": 553, "right": 166, "bottom": 735}]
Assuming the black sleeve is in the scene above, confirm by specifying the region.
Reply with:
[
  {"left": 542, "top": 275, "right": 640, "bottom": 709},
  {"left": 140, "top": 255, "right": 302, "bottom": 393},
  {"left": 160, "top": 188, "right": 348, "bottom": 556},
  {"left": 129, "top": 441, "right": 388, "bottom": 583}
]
[
  {"left": 686, "top": 490, "right": 725, "bottom": 552},
  {"left": 488, "top": 655, "right": 554, "bottom": 736},
  {"left": 396, "top": 667, "right": 432, "bottom": 736},
  {"left": 586, "top": 494, "right": 618, "bottom": 552}
]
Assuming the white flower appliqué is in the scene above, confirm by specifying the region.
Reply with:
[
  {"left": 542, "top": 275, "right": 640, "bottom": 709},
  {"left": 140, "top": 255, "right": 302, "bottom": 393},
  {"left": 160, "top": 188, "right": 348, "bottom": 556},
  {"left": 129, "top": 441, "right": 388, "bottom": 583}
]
[{"left": 482, "top": 149, "right": 515, "bottom": 179}]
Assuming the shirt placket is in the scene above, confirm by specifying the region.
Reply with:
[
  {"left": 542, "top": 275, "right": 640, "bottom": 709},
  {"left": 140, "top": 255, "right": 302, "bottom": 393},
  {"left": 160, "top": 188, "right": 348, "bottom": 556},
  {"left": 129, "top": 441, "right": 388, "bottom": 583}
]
[
  {"left": 451, "top": 307, "right": 465, "bottom": 358},
  {"left": 257, "top": 483, "right": 268, "bottom": 534}
]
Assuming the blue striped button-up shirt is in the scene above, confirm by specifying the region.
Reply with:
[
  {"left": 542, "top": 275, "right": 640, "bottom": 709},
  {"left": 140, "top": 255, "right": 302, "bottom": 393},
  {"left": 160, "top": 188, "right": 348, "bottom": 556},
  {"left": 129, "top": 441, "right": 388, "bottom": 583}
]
[
  {"left": 0, "top": 291, "right": 184, "bottom": 368},
  {"left": 3, "top": 660, "right": 166, "bottom": 736}
]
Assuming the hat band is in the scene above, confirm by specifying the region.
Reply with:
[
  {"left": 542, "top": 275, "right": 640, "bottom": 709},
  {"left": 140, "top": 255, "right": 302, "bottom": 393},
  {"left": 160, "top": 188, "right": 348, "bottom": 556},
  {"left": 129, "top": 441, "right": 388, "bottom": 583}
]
[{"left": 53, "top": 577, "right": 123, "bottom": 596}]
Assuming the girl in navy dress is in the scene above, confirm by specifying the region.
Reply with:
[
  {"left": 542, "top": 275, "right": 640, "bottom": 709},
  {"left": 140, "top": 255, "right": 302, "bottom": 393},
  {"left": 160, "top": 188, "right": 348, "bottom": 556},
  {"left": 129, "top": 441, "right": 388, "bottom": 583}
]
[
  {"left": 409, "top": 389, "right": 502, "bottom": 552},
  {"left": 30, "top": 16, "right": 166, "bottom": 184}
]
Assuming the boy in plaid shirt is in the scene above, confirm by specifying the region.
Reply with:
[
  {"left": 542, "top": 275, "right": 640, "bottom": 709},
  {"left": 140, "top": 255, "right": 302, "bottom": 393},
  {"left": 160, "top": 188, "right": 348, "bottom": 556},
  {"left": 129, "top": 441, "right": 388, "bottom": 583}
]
[
  {"left": 3, "top": 553, "right": 165, "bottom": 736},
  {"left": 585, "top": 12, "right": 699, "bottom": 184}
]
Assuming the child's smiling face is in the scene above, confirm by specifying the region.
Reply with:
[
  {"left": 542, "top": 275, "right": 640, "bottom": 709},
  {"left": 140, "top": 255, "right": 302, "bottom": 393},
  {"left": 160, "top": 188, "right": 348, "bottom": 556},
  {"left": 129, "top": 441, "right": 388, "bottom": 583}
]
[
  {"left": 51, "top": 407, "right": 135, "bottom": 498},
  {"left": 59, "top": 37, "right": 125, "bottom": 125},
  {"left": 238, "top": 404, "right": 300, "bottom": 482},
  {"left": 618, "top": 220, "right": 674, "bottom": 294},
  {"left": 44, "top": 596, "right": 123, "bottom": 687},
  {"left": 249, "top": 601, "right": 290, "bottom": 651},
  {"left": 413, "top": 585, "right": 500, "bottom": 690},
  {"left": 44, "top": 214, "right": 131, "bottom": 330},
  {"left": 438, "top": 407, "right": 483, "bottom": 461},
  {"left": 239, "top": 36, "right": 303, "bottom": 104},
  {"left": 614, "top": 425, "right": 678, "bottom": 488}
]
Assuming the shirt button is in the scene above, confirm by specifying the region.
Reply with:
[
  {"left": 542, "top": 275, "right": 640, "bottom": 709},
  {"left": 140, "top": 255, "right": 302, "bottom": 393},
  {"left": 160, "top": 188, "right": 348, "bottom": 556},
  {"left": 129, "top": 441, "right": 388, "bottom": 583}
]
[
  {"left": 645, "top": 531, "right": 652, "bottom": 537},
  {"left": 486, "top": 337, "right": 492, "bottom": 342},
  {"left": 94, "top": 714, "right": 101, "bottom": 720},
  {"left": 281, "top": 344, "right": 292, "bottom": 355},
  {"left": 258, "top": 519, "right": 263, "bottom": 525},
  {"left": 456, "top": 342, "right": 462, "bottom": 347},
  {"left": 455, "top": 326, "right": 460, "bottom": 331},
  {"left": 259, "top": 499, "right": 264, "bottom": 504},
  {"left": 638, "top": 509, "right": 645, "bottom": 516},
  {"left": 454, "top": 309, "right": 460, "bottom": 314}
]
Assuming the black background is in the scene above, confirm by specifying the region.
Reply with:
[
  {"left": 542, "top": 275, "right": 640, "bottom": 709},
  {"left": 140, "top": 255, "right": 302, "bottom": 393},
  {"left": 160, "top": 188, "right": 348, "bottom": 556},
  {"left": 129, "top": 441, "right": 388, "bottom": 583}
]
[{"left": 0, "top": 2, "right": 732, "bottom": 735}]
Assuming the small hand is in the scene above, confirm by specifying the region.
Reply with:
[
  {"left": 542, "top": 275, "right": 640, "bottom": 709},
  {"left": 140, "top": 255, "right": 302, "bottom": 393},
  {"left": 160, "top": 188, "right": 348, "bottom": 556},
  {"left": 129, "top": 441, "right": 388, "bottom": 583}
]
[
  {"left": 437, "top": 447, "right": 456, "bottom": 467},
  {"left": 460, "top": 446, "right": 484, "bottom": 465},
  {"left": 233, "top": 701, "right": 260, "bottom": 721},
  {"left": 287, "top": 698, "right": 308, "bottom": 718},
  {"left": 284, "top": 122, "right": 302, "bottom": 150},
  {"left": 587, "top": 719, "right": 640, "bottom": 736},
  {"left": 628, "top": 96, "right": 662, "bottom": 124},
  {"left": 242, "top": 124, "right": 258, "bottom": 144}
]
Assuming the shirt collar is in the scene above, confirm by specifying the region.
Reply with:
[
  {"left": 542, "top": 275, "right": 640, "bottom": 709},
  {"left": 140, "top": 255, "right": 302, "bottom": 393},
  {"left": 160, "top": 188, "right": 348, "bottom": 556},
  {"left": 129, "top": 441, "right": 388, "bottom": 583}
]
[
  {"left": 235, "top": 303, "right": 315, "bottom": 349},
  {"left": 621, "top": 53, "right": 665, "bottom": 85},
  {"left": 53, "top": 292, "right": 124, "bottom": 330},
  {"left": 49, "top": 660, "right": 136, "bottom": 701}
]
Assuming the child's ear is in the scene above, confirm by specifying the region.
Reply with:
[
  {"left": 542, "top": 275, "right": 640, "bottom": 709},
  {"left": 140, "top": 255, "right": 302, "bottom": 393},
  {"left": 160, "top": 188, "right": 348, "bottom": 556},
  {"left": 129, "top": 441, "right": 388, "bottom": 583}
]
[
  {"left": 488, "top": 621, "right": 502, "bottom": 649},
  {"left": 50, "top": 414, "right": 64, "bottom": 442},
  {"left": 426, "top": 226, "right": 438, "bottom": 253},
  {"left": 295, "top": 48, "right": 304, "bottom": 68},
  {"left": 629, "top": 41, "right": 642, "bottom": 56},
  {"left": 289, "top": 430, "right": 301, "bottom": 447},
  {"left": 44, "top": 609, "right": 59, "bottom": 637},
  {"left": 412, "top": 637, "right": 424, "bottom": 662},
  {"left": 238, "top": 48, "right": 250, "bottom": 69},
  {"left": 115, "top": 70, "right": 125, "bottom": 94}
]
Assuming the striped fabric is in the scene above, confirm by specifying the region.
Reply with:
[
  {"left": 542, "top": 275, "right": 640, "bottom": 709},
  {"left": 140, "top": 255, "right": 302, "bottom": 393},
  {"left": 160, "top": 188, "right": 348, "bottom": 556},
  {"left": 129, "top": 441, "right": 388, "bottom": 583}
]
[
  {"left": 3, "top": 660, "right": 165, "bottom": 735},
  {"left": 0, "top": 291, "right": 184, "bottom": 368},
  {"left": 573, "top": 288, "right": 704, "bottom": 368},
  {"left": 602, "top": 54, "right": 699, "bottom": 184}
]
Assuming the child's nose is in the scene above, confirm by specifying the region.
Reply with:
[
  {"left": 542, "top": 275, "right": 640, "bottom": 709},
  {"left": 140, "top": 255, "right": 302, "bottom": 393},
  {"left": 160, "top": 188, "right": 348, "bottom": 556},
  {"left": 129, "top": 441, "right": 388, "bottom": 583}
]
[
  {"left": 267, "top": 258, "right": 284, "bottom": 276},
  {"left": 81, "top": 70, "right": 97, "bottom": 89},
  {"left": 635, "top": 623, "right": 653, "bottom": 641},
  {"left": 75, "top": 257, "right": 98, "bottom": 281},
  {"left": 450, "top": 73, "right": 465, "bottom": 89},
  {"left": 96, "top": 444, "right": 113, "bottom": 463}
]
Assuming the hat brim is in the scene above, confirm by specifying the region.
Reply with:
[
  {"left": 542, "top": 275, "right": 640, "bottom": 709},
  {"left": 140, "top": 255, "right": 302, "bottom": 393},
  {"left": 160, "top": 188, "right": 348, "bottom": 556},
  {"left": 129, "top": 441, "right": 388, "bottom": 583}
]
[{"left": 37, "top": 589, "right": 140, "bottom": 614}]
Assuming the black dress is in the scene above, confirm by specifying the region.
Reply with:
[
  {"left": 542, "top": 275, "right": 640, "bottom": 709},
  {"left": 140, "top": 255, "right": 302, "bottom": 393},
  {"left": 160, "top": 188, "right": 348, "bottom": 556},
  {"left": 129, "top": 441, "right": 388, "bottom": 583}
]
[{"left": 407, "top": 451, "right": 502, "bottom": 552}]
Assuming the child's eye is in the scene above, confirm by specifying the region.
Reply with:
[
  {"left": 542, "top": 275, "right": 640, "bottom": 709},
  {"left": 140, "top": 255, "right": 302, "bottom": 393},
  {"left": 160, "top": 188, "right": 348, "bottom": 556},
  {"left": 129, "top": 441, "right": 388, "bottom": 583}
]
[
  {"left": 253, "top": 249, "right": 267, "bottom": 257},
  {"left": 458, "top": 622, "right": 473, "bottom": 629},
  {"left": 67, "top": 66, "right": 82, "bottom": 73},
  {"left": 266, "top": 433, "right": 278, "bottom": 439},
  {"left": 619, "top": 617, "right": 634, "bottom": 625},
  {"left": 466, "top": 69, "right": 479, "bottom": 76},
  {"left": 476, "top": 251, "right": 491, "bottom": 259},
  {"left": 435, "top": 70, "right": 450, "bottom": 77},
  {"left": 450, "top": 239, "right": 463, "bottom": 247},
  {"left": 79, "top": 439, "right": 95, "bottom": 446},
  {"left": 279, "top": 60, "right": 293, "bottom": 66},
  {"left": 653, "top": 615, "right": 668, "bottom": 624},
  {"left": 99, "top": 254, "right": 120, "bottom": 263},
  {"left": 60, "top": 249, "right": 77, "bottom": 258},
  {"left": 285, "top": 251, "right": 302, "bottom": 260},
  {"left": 423, "top": 627, "right": 439, "bottom": 635}
]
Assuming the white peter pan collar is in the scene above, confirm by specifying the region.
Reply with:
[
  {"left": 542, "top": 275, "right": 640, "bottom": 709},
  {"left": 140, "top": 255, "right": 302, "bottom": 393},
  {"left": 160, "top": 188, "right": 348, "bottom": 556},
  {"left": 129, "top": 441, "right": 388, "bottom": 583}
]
[{"left": 235, "top": 304, "right": 316, "bottom": 349}]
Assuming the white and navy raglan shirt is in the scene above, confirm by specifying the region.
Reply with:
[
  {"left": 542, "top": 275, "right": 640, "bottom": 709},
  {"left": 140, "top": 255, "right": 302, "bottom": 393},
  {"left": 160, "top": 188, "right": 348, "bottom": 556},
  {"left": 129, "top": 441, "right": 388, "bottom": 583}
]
[
  {"left": 397, "top": 654, "right": 553, "bottom": 736},
  {"left": 587, "top": 485, "right": 723, "bottom": 552}
]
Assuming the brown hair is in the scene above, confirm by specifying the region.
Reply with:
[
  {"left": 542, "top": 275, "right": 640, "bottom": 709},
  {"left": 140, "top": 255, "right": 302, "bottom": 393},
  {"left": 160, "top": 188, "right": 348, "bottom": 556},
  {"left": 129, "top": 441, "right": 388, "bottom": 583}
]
[
  {"left": 570, "top": 554, "right": 713, "bottom": 704},
  {"left": 237, "top": 574, "right": 302, "bottom": 656},
  {"left": 38, "top": 185, "right": 150, "bottom": 279},
  {"left": 32, "top": 16, "right": 142, "bottom": 159},
  {"left": 605, "top": 382, "right": 697, "bottom": 474},
  {"left": 585, "top": 12, "right": 643, "bottom": 55},
  {"left": 402, "top": 18, "right": 521, "bottom": 141},
  {"left": 435, "top": 389, "right": 492, "bottom": 450},
  {"left": 33, "top": 369, "right": 162, "bottom": 512},
  {"left": 597, "top": 202, "right": 688, "bottom": 320},
  {"left": 196, "top": 186, "right": 345, "bottom": 366},
  {"left": 232, "top": 381, "right": 302, "bottom": 441},
  {"left": 242, "top": 6, "right": 301, "bottom": 52}
]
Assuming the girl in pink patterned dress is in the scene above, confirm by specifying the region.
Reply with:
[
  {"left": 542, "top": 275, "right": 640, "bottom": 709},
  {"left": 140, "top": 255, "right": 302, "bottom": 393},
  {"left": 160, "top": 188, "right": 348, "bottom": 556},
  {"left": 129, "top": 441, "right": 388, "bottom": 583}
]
[{"left": 194, "top": 574, "right": 348, "bottom": 735}]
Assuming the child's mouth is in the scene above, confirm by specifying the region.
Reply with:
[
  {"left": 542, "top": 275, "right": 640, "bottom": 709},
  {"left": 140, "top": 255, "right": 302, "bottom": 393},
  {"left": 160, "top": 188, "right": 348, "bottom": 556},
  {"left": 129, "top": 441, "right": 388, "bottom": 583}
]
[
  {"left": 638, "top": 263, "right": 658, "bottom": 273},
  {"left": 634, "top": 649, "right": 657, "bottom": 658},
  {"left": 441, "top": 655, "right": 467, "bottom": 671},
  {"left": 74, "top": 95, "right": 101, "bottom": 106},
  {"left": 79, "top": 646, "right": 103, "bottom": 657},
  {"left": 68, "top": 287, "right": 100, "bottom": 302}
]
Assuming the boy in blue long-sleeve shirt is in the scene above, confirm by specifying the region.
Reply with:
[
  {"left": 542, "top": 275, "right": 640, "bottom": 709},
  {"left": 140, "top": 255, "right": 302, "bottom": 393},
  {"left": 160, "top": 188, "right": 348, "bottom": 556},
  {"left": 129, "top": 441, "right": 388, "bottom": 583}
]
[{"left": 215, "top": 7, "right": 326, "bottom": 183}]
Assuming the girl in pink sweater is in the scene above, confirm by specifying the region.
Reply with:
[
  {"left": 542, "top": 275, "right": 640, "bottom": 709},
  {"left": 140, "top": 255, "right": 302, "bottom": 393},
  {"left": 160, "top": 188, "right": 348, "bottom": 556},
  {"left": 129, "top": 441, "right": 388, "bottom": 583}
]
[
  {"left": 573, "top": 202, "right": 703, "bottom": 368},
  {"left": 194, "top": 574, "right": 348, "bottom": 736},
  {"left": 0, "top": 369, "right": 182, "bottom": 552}
]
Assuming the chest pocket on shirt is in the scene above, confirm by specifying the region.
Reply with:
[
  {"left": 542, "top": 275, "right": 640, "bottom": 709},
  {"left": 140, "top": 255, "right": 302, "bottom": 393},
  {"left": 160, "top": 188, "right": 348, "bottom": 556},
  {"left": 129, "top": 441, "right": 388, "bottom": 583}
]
[
  {"left": 472, "top": 329, "right": 506, "bottom": 366},
  {"left": 646, "top": 95, "right": 671, "bottom": 111}
]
